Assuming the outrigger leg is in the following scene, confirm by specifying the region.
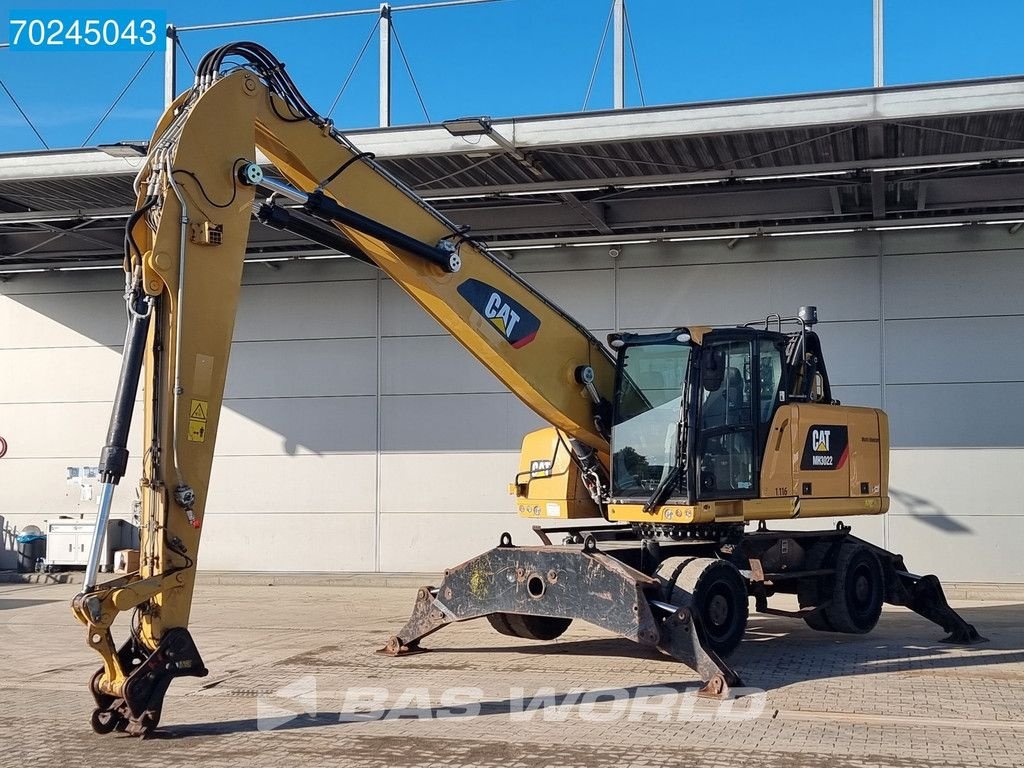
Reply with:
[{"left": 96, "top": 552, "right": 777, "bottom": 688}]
[{"left": 381, "top": 532, "right": 741, "bottom": 698}]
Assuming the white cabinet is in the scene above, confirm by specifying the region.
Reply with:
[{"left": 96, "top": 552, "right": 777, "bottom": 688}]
[
  {"left": 44, "top": 519, "right": 133, "bottom": 571},
  {"left": 45, "top": 521, "right": 92, "bottom": 567}
]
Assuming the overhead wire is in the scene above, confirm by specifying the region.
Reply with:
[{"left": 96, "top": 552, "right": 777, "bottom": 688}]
[
  {"left": 81, "top": 51, "right": 156, "bottom": 146},
  {"left": 391, "top": 21, "right": 431, "bottom": 122},
  {"left": 0, "top": 77, "right": 48, "bottom": 148},
  {"left": 327, "top": 17, "right": 381, "bottom": 119},
  {"left": 582, "top": 1, "right": 615, "bottom": 110},
  {"left": 623, "top": 3, "right": 645, "bottom": 106}
]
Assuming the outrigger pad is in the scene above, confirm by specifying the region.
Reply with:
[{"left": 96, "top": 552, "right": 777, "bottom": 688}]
[
  {"left": 903, "top": 574, "right": 987, "bottom": 644},
  {"left": 380, "top": 539, "right": 742, "bottom": 697}
]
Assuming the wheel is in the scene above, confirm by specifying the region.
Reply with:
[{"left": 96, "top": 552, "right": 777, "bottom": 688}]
[
  {"left": 657, "top": 556, "right": 749, "bottom": 658},
  {"left": 485, "top": 613, "right": 572, "bottom": 640},
  {"left": 798, "top": 541, "right": 836, "bottom": 632},
  {"left": 823, "top": 543, "right": 884, "bottom": 634}
]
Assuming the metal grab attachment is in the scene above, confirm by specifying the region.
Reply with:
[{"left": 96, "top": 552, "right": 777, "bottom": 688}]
[
  {"left": 89, "top": 627, "right": 208, "bottom": 738},
  {"left": 381, "top": 537, "right": 742, "bottom": 698}
]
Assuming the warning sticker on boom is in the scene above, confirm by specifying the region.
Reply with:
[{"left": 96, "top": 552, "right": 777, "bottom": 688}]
[{"left": 188, "top": 399, "right": 209, "bottom": 443}]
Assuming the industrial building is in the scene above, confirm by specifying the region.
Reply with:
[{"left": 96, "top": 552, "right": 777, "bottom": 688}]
[{"left": 2, "top": 52, "right": 1024, "bottom": 583}]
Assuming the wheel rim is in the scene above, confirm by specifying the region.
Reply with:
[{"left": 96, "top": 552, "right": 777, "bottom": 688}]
[
  {"left": 846, "top": 558, "right": 880, "bottom": 623},
  {"left": 702, "top": 583, "right": 738, "bottom": 644}
]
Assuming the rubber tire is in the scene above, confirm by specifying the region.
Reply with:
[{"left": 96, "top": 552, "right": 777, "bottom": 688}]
[
  {"left": 823, "top": 543, "right": 884, "bottom": 634},
  {"left": 486, "top": 613, "right": 572, "bottom": 641},
  {"left": 798, "top": 541, "right": 836, "bottom": 632},
  {"left": 657, "top": 556, "right": 749, "bottom": 658}
]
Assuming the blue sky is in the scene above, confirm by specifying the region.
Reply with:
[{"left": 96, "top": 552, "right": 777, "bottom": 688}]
[{"left": 1, "top": 0, "right": 1023, "bottom": 151}]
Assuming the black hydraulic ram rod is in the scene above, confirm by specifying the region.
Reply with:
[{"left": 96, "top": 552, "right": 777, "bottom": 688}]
[
  {"left": 85, "top": 292, "right": 151, "bottom": 590},
  {"left": 253, "top": 202, "right": 375, "bottom": 266},
  {"left": 239, "top": 162, "right": 462, "bottom": 273}
]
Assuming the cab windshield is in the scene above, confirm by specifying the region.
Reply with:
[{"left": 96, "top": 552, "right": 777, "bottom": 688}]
[{"left": 611, "top": 342, "right": 690, "bottom": 499}]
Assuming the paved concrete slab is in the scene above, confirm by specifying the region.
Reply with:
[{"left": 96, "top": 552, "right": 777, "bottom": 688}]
[{"left": 0, "top": 580, "right": 1021, "bottom": 767}]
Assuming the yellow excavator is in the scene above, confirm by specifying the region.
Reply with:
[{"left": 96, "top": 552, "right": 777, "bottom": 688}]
[{"left": 72, "top": 43, "right": 981, "bottom": 737}]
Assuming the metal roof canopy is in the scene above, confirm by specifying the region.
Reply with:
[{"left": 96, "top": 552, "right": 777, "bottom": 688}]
[{"left": 4, "top": 76, "right": 1024, "bottom": 271}]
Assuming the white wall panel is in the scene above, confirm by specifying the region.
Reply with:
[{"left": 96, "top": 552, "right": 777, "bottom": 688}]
[
  {"left": 381, "top": 336, "right": 507, "bottom": 396},
  {"left": 0, "top": 401, "right": 141, "bottom": 458},
  {"left": 204, "top": 454, "right": 376, "bottom": 514},
  {"left": 379, "top": 452, "right": 520, "bottom": 515},
  {"left": 199, "top": 512, "right": 376, "bottom": 571},
  {"left": 0, "top": 346, "right": 122, "bottom": 403},
  {"left": 217, "top": 396, "right": 376, "bottom": 456},
  {"left": 889, "top": 449, "right": 1024, "bottom": 518},
  {"left": 377, "top": 512, "right": 539, "bottom": 573},
  {"left": 0, "top": 290, "right": 123, "bottom": 349},
  {"left": 888, "top": 514, "right": 1024, "bottom": 583},
  {"left": 381, "top": 393, "right": 544, "bottom": 452},
  {"left": 6, "top": 230, "right": 1024, "bottom": 583},
  {"left": 234, "top": 280, "right": 377, "bottom": 342},
  {"left": 225, "top": 338, "right": 376, "bottom": 398}
]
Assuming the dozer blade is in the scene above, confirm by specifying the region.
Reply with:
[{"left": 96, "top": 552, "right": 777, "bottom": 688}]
[{"left": 381, "top": 534, "right": 742, "bottom": 698}]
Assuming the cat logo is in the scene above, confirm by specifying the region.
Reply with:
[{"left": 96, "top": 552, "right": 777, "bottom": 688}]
[
  {"left": 457, "top": 278, "right": 541, "bottom": 349},
  {"left": 813, "top": 429, "right": 831, "bottom": 453},
  {"left": 800, "top": 425, "right": 849, "bottom": 471}
]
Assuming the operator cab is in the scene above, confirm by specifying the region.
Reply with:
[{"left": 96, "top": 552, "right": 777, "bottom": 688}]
[{"left": 607, "top": 306, "right": 833, "bottom": 508}]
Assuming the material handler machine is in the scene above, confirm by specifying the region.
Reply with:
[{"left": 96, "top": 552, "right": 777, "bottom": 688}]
[{"left": 72, "top": 43, "right": 981, "bottom": 737}]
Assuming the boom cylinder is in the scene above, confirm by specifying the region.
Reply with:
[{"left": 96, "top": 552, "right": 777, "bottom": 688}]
[{"left": 85, "top": 299, "right": 151, "bottom": 591}]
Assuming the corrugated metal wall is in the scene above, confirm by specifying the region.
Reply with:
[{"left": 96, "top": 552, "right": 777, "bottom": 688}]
[{"left": 2, "top": 226, "right": 1022, "bottom": 581}]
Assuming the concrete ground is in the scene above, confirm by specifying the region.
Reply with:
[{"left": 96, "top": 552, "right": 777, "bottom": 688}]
[{"left": 0, "top": 579, "right": 1021, "bottom": 768}]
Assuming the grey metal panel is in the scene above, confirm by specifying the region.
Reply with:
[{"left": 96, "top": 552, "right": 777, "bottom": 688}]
[
  {"left": 885, "top": 316, "right": 1024, "bottom": 384},
  {"left": 380, "top": 393, "right": 545, "bottom": 452},
  {"left": 885, "top": 382, "right": 1024, "bottom": 447},
  {"left": 235, "top": 280, "right": 377, "bottom": 342},
  {"left": 240, "top": 258, "right": 377, "bottom": 286},
  {"left": 617, "top": 256, "right": 879, "bottom": 329},
  {"left": 379, "top": 280, "right": 446, "bottom": 337},
  {"left": 217, "top": 396, "right": 377, "bottom": 455},
  {"left": 380, "top": 336, "right": 507, "bottom": 396},
  {"left": 830, "top": 384, "right": 882, "bottom": 409},
  {"left": 883, "top": 248, "right": 1024, "bottom": 319},
  {"left": 224, "top": 338, "right": 377, "bottom": 398},
  {"left": 520, "top": 269, "right": 615, "bottom": 331},
  {"left": 810, "top": 321, "right": 881, "bottom": 386},
  {"left": 619, "top": 233, "right": 881, "bottom": 270}
]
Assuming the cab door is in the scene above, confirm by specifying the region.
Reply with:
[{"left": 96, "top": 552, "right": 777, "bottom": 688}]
[{"left": 696, "top": 336, "right": 757, "bottom": 500}]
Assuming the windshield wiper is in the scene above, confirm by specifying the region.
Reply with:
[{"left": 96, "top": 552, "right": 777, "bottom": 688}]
[{"left": 643, "top": 462, "right": 682, "bottom": 513}]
